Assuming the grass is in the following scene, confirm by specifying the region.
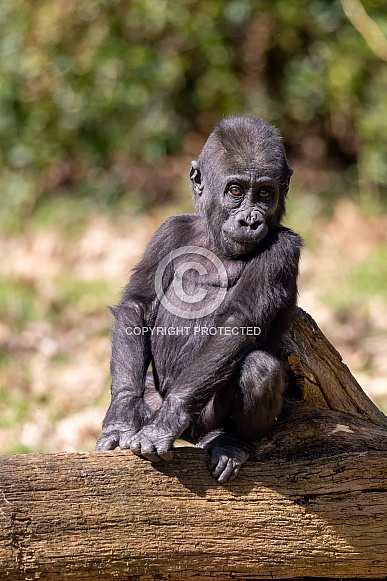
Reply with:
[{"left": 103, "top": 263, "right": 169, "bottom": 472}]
[
  {"left": 0, "top": 279, "right": 45, "bottom": 330},
  {"left": 54, "top": 278, "right": 114, "bottom": 315},
  {"left": 351, "top": 244, "right": 387, "bottom": 297},
  {"left": 324, "top": 243, "right": 387, "bottom": 315}
]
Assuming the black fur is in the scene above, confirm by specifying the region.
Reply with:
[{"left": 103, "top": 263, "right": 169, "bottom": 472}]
[{"left": 96, "top": 116, "right": 302, "bottom": 482}]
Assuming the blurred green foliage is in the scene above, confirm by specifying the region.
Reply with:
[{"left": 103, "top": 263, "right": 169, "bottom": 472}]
[
  {"left": 0, "top": 0, "right": 386, "bottom": 230},
  {"left": 324, "top": 242, "right": 387, "bottom": 313},
  {"left": 0, "top": 278, "right": 44, "bottom": 330}
]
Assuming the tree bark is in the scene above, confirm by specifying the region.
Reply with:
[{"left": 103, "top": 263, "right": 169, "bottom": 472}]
[
  {"left": 1, "top": 308, "right": 387, "bottom": 580},
  {"left": 281, "top": 308, "right": 387, "bottom": 426}
]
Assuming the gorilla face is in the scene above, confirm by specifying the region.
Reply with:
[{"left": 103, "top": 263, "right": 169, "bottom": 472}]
[{"left": 220, "top": 174, "right": 279, "bottom": 256}]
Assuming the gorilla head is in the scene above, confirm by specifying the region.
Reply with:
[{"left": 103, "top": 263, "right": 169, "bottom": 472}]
[{"left": 190, "top": 116, "right": 293, "bottom": 257}]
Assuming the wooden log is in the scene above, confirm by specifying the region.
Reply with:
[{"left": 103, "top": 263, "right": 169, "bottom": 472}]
[
  {"left": 280, "top": 309, "right": 387, "bottom": 426},
  {"left": 1, "top": 434, "right": 387, "bottom": 580},
  {"left": 1, "top": 308, "right": 387, "bottom": 580}
]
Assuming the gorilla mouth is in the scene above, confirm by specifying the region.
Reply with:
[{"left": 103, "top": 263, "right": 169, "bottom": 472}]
[{"left": 222, "top": 222, "right": 268, "bottom": 247}]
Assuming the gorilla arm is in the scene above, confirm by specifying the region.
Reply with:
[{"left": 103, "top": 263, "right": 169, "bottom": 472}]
[{"left": 95, "top": 220, "right": 178, "bottom": 452}]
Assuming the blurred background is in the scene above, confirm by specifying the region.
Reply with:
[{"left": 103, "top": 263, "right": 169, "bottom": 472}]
[{"left": 0, "top": 0, "right": 386, "bottom": 454}]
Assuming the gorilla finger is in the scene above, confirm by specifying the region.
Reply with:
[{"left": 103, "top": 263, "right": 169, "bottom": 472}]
[
  {"left": 128, "top": 440, "right": 159, "bottom": 461},
  {"left": 129, "top": 435, "right": 161, "bottom": 461},
  {"left": 141, "top": 444, "right": 161, "bottom": 462},
  {"left": 211, "top": 455, "right": 230, "bottom": 478},
  {"left": 119, "top": 432, "right": 135, "bottom": 450},
  {"left": 128, "top": 436, "right": 142, "bottom": 456},
  {"left": 157, "top": 449, "right": 174, "bottom": 461},
  {"left": 208, "top": 452, "right": 221, "bottom": 471},
  {"left": 95, "top": 433, "right": 119, "bottom": 451},
  {"left": 225, "top": 464, "right": 240, "bottom": 483},
  {"left": 215, "top": 458, "right": 235, "bottom": 483},
  {"left": 141, "top": 450, "right": 162, "bottom": 462}
]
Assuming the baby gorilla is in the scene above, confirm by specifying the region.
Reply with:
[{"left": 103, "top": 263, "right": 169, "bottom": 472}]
[{"left": 96, "top": 116, "right": 302, "bottom": 482}]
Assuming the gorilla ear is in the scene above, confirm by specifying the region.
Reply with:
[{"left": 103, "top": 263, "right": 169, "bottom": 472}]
[
  {"left": 285, "top": 167, "right": 294, "bottom": 194},
  {"left": 190, "top": 160, "right": 203, "bottom": 196}
]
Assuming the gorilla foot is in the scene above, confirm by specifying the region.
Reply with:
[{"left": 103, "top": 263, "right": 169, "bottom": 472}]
[{"left": 197, "top": 432, "right": 251, "bottom": 483}]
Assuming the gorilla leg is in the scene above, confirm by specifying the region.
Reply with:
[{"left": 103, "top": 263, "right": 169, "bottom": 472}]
[
  {"left": 228, "top": 350, "right": 284, "bottom": 440},
  {"left": 143, "top": 371, "right": 163, "bottom": 415},
  {"left": 196, "top": 350, "right": 284, "bottom": 482}
]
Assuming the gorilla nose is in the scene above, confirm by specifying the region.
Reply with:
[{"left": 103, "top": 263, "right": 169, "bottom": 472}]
[{"left": 237, "top": 211, "right": 262, "bottom": 230}]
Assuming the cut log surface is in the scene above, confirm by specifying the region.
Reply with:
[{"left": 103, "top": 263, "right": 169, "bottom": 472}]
[{"left": 1, "top": 309, "right": 387, "bottom": 580}]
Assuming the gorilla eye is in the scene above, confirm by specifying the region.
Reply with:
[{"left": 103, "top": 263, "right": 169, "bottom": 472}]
[
  {"left": 258, "top": 187, "right": 273, "bottom": 199},
  {"left": 228, "top": 185, "right": 244, "bottom": 197}
]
